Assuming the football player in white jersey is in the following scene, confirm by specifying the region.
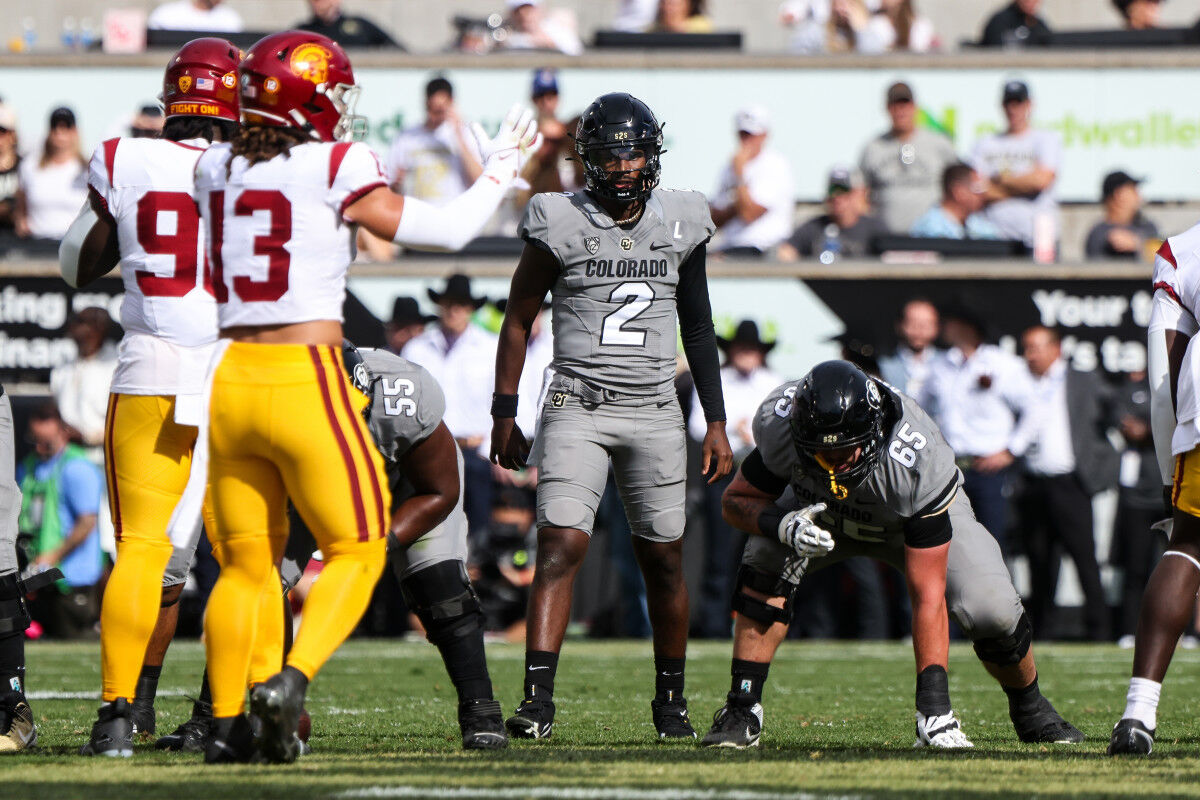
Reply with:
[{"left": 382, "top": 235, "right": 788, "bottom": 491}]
[
  {"left": 1109, "top": 232, "right": 1200, "bottom": 755},
  {"left": 58, "top": 38, "right": 242, "bottom": 758},
  {"left": 190, "top": 31, "right": 538, "bottom": 764}
]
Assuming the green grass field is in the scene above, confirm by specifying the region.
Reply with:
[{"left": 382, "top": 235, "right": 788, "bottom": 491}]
[{"left": 8, "top": 639, "right": 1200, "bottom": 799}]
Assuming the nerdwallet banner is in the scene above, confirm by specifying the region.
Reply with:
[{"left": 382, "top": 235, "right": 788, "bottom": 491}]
[{"left": 1, "top": 65, "right": 1197, "bottom": 202}]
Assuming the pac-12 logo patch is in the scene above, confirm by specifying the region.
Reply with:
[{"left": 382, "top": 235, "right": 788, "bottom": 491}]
[
  {"left": 584, "top": 236, "right": 600, "bottom": 254},
  {"left": 551, "top": 392, "right": 567, "bottom": 408}
]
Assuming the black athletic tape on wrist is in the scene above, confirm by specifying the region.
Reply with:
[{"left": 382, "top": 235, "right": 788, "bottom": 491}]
[
  {"left": 491, "top": 393, "right": 519, "bottom": 418},
  {"left": 757, "top": 506, "right": 785, "bottom": 538},
  {"left": 915, "top": 664, "right": 952, "bottom": 717}
]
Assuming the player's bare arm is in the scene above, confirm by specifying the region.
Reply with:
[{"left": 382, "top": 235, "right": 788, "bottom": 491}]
[
  {"left": 58, "top": 193, "right": 119, "bottom": 288},
  {"left": 904, "top": 537, "right": 951, "bottom": 672},
  {"left": 388, "top": 422, "right": 461, "bottom": 549},
  {"left": 720, "top": 467, "right": 783, "bottom": 535},
  {"left": 490, "top": 242, "right": 558, "bottom": 471}
]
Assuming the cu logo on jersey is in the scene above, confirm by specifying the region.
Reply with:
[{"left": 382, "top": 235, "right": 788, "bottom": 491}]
[
  {"left": 584, "top": 236, "right": 600, "bottom": 254},
  {"left": 620, "top": 238, "right": 634, "bottom": 251}
]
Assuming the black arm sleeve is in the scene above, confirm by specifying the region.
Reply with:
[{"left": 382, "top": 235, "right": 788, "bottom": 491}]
[
  {"left": 676, "top": 244, "right": 725, "bottom": 423},
  {"left": 740, "top": 448, "right": 788, "bottom": 497},
  {"left": 902, "top": 477, "right": 957, "bottom": 548}
]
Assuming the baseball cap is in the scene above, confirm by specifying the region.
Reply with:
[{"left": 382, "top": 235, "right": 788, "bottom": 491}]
[
  {"left": 827, "top": 166, "right": 863, "bottom": 196},
  {"left": 531, "top": 68, "right": 558, "bottom": 98},
  {"left": 1002, "top": 80, "right": 1030, "bottom": 104},
  {"left": 49, "top": 106, "right": 76, "bottom": 129},
  {"left": 886, "top": 81, "right": 914, "bottom": 104},
  {"left": 1102, "top": 170, "right": 1142, "bottom": 199},
  {"left": 0, "top": 103, "right": 16, "bottom": 132},
  {"left": 735, "top": 105, "right": 770, "bottom": 136}
]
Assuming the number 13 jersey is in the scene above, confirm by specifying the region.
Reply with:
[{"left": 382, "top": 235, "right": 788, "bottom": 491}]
[
  {"left": 519, "top": 188, "right": 715, "bottom": 397},
  {"left": 195, "top": 140, "right": 387, "bottom": 329}
]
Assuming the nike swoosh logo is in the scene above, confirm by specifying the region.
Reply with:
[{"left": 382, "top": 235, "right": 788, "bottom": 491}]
[
  {"left": 529, "top": 665, "right": 550, "bottom": 671},
  {"left": 649, "top": 242, "right": 672, "bottom": 251}
]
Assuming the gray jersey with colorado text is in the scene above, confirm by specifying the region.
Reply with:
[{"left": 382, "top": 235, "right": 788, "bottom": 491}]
[
  {"left": 519, "top": 188, "right": 715, "bottom": 396},
  {"left": 753, "top": 380, "right": 961, "bottom": 544}
]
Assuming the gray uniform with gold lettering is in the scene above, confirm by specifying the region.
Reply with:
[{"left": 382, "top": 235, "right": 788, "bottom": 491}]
[
  {"left": 281, "top": 349, "right": 467, "bottom": 587},
  {"left": 743, "top": 380, "right": 1024, "bottom": 641},
  {"left": 520, "top": 188, "right": 715, "bottom": 541}
]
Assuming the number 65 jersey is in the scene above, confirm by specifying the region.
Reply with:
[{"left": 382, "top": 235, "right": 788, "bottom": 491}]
[
  {"left": 520, "top": 188, "right": 715, "bottom": 398},
  {"left": 753, "top": 380, "right": 962, "bottom": 544}
]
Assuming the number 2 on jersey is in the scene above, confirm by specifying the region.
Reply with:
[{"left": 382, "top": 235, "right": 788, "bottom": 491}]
[{"left": 600, "top": 281, "right": 654, "bottom": 346}]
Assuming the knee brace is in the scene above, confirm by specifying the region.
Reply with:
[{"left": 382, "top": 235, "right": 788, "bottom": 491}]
[
  {"left": 0, "top": 573, "right": 31, "bottom": 635},
  {"left": 730, "top": 565, "right": 797, "bottom": 626},
  {"left": 400, "top": 560, "right": 484, "bottom": 647},
  {"left": 972, "top": 611, "right": 1033, "bottom": 666}
]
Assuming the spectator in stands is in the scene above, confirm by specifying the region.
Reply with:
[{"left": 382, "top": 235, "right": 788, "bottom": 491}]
[
  {"left": 520, "top": 69, "right": 574, "bottom": 197},
  {"left": 780, "top": 0, "right": 830, "bottom": 53},
  {"left": 297, "top": 0, "right": 401, "bottom": 48},
  {"left": 1109, "top": 370, "right": 1169, "bottom": 647},
  {"left": 147, "top": 0, "right": 243, "bottom": 32},
  {"left": 816, "top": 0, "right": 937, "bottom": 53},
  {"left": 383, "top": 296, "right": 434, "bottom": 356},
  {"left": 878, "top": 297, "right": 941, "bottom": 400},
  {"left": 500, "top": 0, "right": 584, "bottom": 56},
  {"left": 688, "top": 320, "right": 781, "bottom": 638},
  {"left": 1011, "top": 325, "right": 1116, "bottom": 641},
  {"left": 14, "top": 107, "right": 87, "bottom": 242},
  {"left": 1113, "top": 0, "right": 1164, "bottom": 30},
  {"left": 1084, "top": 171, "right": 1160, "bottom": 260},
  {"left": 401, "top": 275, "right": 497, "bottom": 542},
  {"left": 859, "top": 81, "right": 958, "bottom": 233},
  {"left": 0, "top": 103, "right": 20, "bottom": 237},
  {"left": 710, "top": 106, "right": 795, "bottom": 255},
  {"left": 971, "top": 80, "right": 1061, "bottom": 249},
  {"left": 129, "top": 105, "right": 164, "bottom": 139},
  {"left": 651, "top": 0, "right": 714, "bottom": 33},
  {"left": 387, "top": 77, "right": 483, "bottom": 205},
  {"left": 17, "top": 402, "right": 104, "bottom": 640},
  {"left": 49, "top": 308, "right": 118, "bottom": 453},
  {"left": 612, "top": 0, "right": 660, "bottom": 32},
  {"left": 910, "top": 163, "right": 1001, "bottom": 240},
  {"left": 979, "top": 0, "right": 1052, "bottom": 47},
  {"left": 779, "top": 167, "right": 886, "bottom": 262},
  {"left": 922, "top": 307, "right": 1030, "bottom": 554}
]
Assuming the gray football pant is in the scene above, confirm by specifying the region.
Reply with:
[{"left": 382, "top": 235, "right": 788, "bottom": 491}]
[
  {"left": 743, "top": 492, "right": 1025, "bottom": 641},
  {"left": 532, "top": 387, "right": 687, "bottom": 542},
  {"left": 280, "top": 447, "right": 469, "bottom": 590},
  {"left": 0, "top": 394, "right": 19, "bottom": 577}
]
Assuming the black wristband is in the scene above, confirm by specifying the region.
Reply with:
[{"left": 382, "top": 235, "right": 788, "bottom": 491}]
[
  {"left": 491, "top": 393, "right": 519, "bottom": 418},
  {"left": 915, "top": 664, "right": 952, "bottom": 717},
  {"left": 757, "top": 506, "right": 785, "bottom": 538}
]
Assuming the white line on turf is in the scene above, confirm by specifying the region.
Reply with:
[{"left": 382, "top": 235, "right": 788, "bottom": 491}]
[
  {"left": 336, "top": 788, "right": 864, "bottom": 800},
  {"left": 25, "top": 690, "right": 190, "bottom": 700}
]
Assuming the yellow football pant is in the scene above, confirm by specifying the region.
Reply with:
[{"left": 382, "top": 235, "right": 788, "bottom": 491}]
[
  {"left": 1173, "top": 448, "right": 1200, "bottom": 518},
  {"left": 204, "top": 343, "right": 389, "bottom": 718}
]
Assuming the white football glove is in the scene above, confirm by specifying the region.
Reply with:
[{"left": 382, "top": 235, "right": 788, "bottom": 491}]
[
  {"left": 914, "top": 711, "right": 974, "bottom": 749},
  {"left": 472, "top": 105, "right": 543, "bottom": 179},
  {"left": 776, "top": 502, "right": 834, "bottom": 559}
]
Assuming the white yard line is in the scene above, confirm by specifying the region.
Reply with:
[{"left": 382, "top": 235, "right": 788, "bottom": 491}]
[
  {"left": 336, "top": 787, "right": 864, "bottom": 800},
  {"left": 25, "top": 689, "right": 190, "bottom": 700}
]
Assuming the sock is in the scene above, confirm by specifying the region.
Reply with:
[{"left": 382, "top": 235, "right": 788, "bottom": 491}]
[
  {"left": 434, "top": 630, "right": 494, "bottom": 703},
  {"left": 135, "top": 664, "right": 163, "bottom": 704},
  {"left": 1123, "top": 677, "right": 1162, "bottom": 730},
  {"left": 100, "top": 539, "right": 173, "bottom": 702},
  {"left": 654, "top": 656, "right": 686, "bottom": 703},
  {"left": 523, "top": 650, "right": 559, "bottom": 701},
  {"left": 1003, "top": 674, "right": 1043, "bottom": 717},
  {"left": 915, "top": 664, "right": 952, "bottom": 717},
  {"left": 195, "top": 669, "right": 213, "bottom": 715},
  {"left": 287, "top": 539, "right": 386, "bottom": 680},
  {"left": 730, "top": 658, "right": 770, "bottom": 703},
  {"left": 248, "top": 567, "right": 285, "bottom": 687},
  {"left": 0, "top": 573, "right": 25, "bottom": 696}
]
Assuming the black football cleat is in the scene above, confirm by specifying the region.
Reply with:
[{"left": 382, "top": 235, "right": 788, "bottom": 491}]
[
  {"left": 155, "top": 699, "right": 213, "bottom": 752},
  {"left": 80, "top": 699, "right": 134, "bottom": 757},
  {"left": 249, "top": 666, "right": 307, "bottom": 764},
  {"left": 1011, "top": 695, "right": 1085, "bottom": 744},
  {"left": 701, "top": 695, "right": 763, "bottom": 749},
  {"left": 459, "top": 699, "right": 508, "bottom": 750},
  {"left": 505, "top": 698, "right": 555, "bottom": 740},
  {"left": 204, "top": 714, "right": 259, "bottom": 764},
  {"left": 0, "top": 692, "right": 36, "bottom": 752},
  {"left": 651, "top": 697, "right": 696, "bottom": 740},
  {"left": 1108, "top": 718, "right": 1155, "bottom": 755},
  {"left": 130, "top": 694, "right": 156, "bottom": 740}
]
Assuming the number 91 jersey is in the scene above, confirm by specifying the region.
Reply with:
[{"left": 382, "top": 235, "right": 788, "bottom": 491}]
[
  {"left": 87, "top": 137, "right": 216, "bottom": 346},
  {"left": 519, "top": 188, "right": 715, "bottom": 397},
  {"left": 195, "top": 140, "right": 388, "bottom": 328},
  {"left": 753, "top": 380, "right": 961, "bottom": 543}
]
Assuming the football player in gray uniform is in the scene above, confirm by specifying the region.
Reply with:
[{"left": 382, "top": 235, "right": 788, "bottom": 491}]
[
  {"left": 491, "top": 92, "right": 733, "bottom": 740},
  {"left": 159, "top": 343, "right": 508, "bottom": 754},
  {"left": 701, "top": 360, "right": 1083, "bottom": 749}
]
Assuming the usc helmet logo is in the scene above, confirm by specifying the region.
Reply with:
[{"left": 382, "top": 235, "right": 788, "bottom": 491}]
[
  {"left": 290, "top": 43, "right": 333, "bottom": 85},
  {"left": 178, "top": 75, "right": 193, "bottom": 93}
]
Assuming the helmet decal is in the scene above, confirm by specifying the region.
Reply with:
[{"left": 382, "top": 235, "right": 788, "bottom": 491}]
[
  {"left": 290, "top": 43, "right": 332, "bottom": 85},
  {"left": 866, "top": 380, "right": 881, "bottom": 409},
  {"left": 178, "top": 75, "right": 193, "bottom": 93}
]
